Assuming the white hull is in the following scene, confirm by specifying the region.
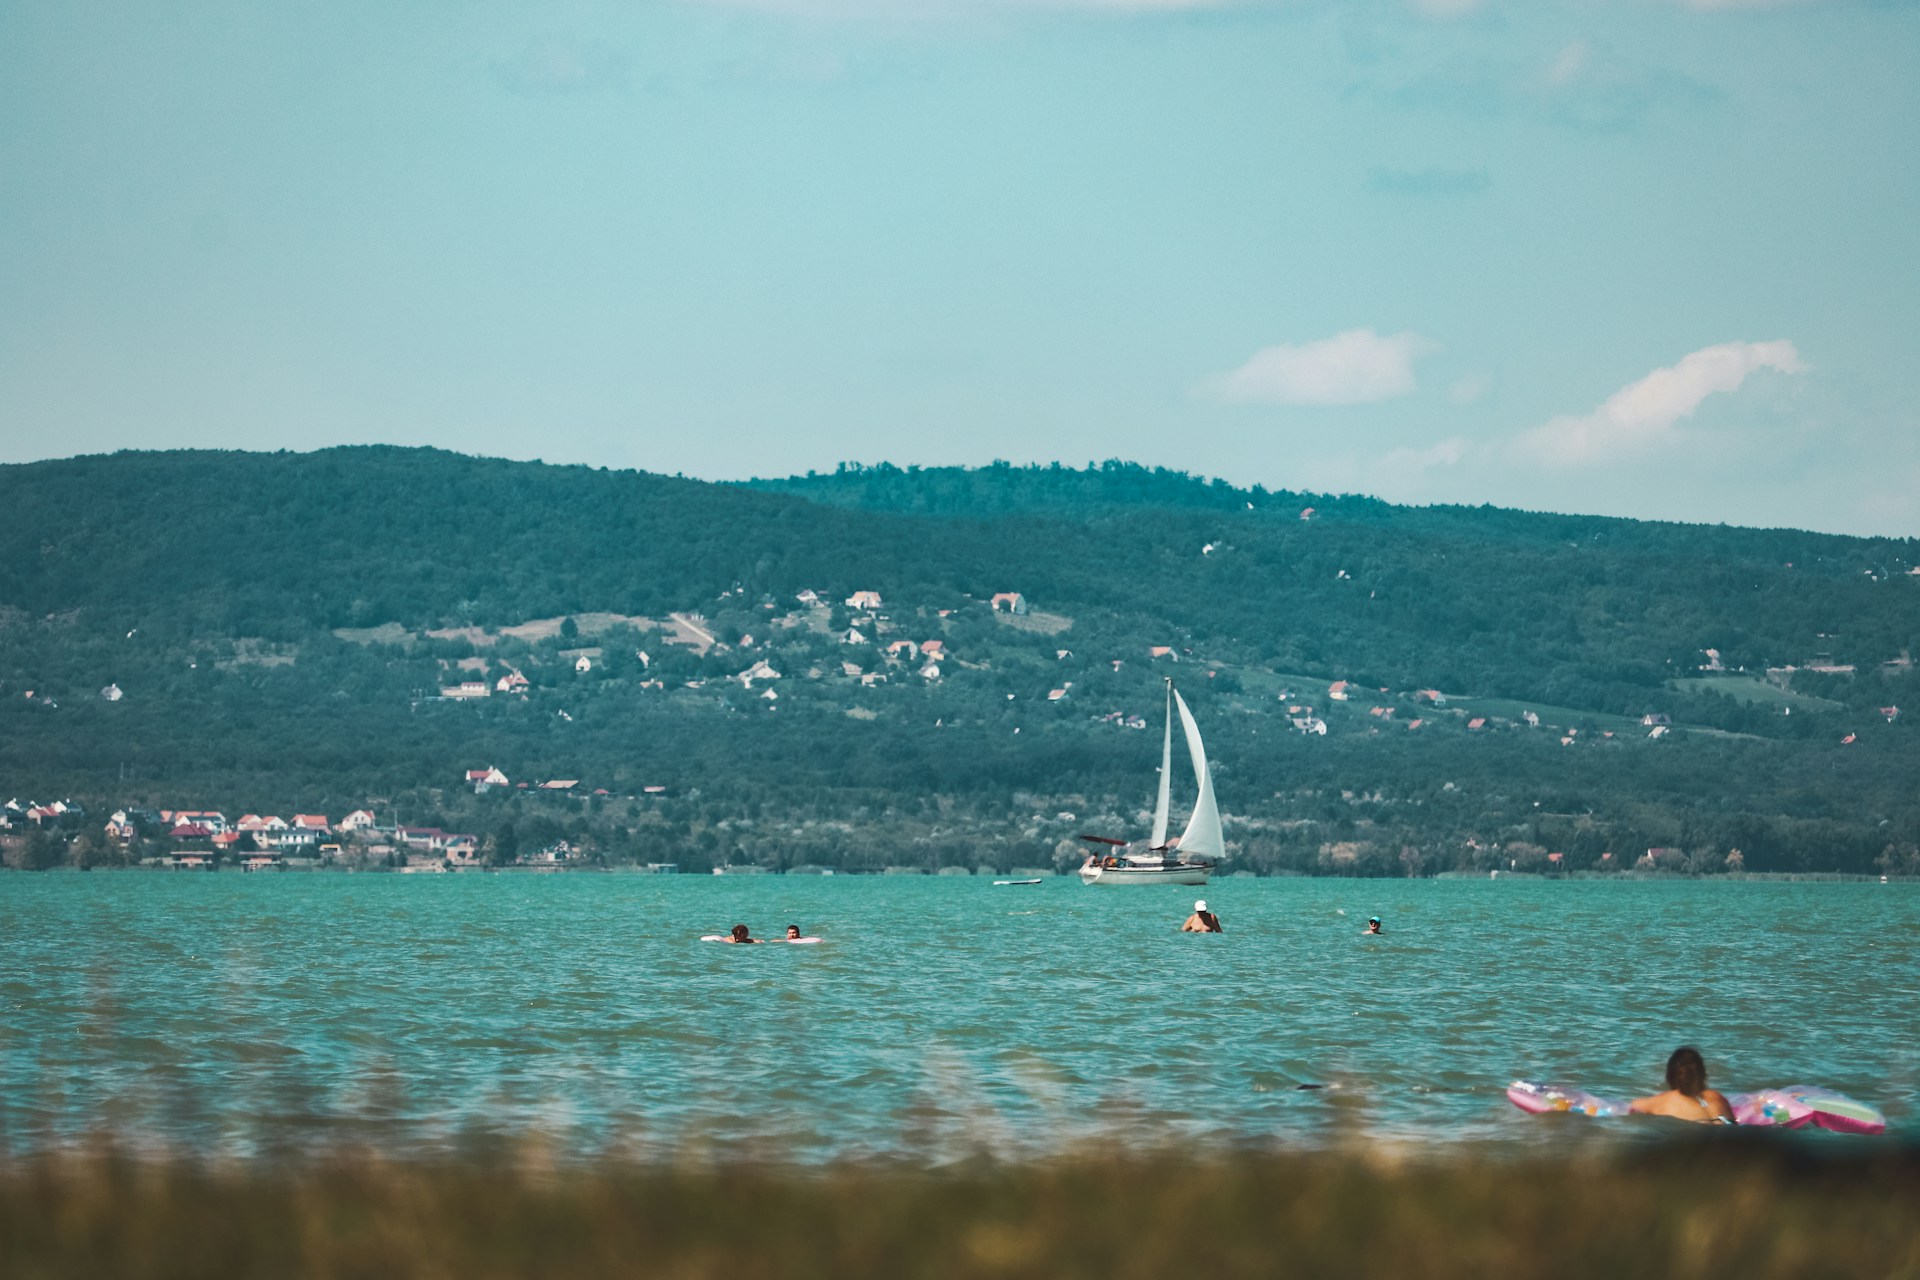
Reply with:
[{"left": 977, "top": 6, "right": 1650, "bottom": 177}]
[{"left": 1079, "top": 862, "right": 1210, "bottom": 886}]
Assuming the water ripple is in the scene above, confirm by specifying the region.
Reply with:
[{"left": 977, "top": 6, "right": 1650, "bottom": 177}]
[{"left": 0, "top": 874, "right": 1913, "bottom": 1162}]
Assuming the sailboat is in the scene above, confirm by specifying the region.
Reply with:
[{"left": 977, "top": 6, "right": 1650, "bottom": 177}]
[{"left": 1078, "top": 678, "right": 1221, "bottom": 885}]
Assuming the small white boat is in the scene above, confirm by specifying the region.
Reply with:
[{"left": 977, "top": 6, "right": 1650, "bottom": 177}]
[
  {"left": 994, "top": 878, "right": 1044, "bottom": 885},
  {"left": 1079, "top": 679, "right": 1220, "bottom": 886}
]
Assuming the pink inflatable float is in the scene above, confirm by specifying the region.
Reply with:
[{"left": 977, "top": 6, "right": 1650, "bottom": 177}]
[{"left": 1507, "top": 1079, "right": 1885, "bottom": 1134}]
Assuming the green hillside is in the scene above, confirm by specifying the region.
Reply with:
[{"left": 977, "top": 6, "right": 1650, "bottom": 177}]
[{"left": 1, "top": 448, "right": 1915, "bottom": 876}]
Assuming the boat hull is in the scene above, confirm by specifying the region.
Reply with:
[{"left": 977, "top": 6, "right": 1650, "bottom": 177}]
[{"left": 1079, "top": 863, "right": 1210, "bottom": 886}]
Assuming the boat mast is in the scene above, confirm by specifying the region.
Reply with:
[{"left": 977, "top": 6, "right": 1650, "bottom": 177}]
[{"left": 1149, "top": 678, "right": 1173, "bottom": 849}]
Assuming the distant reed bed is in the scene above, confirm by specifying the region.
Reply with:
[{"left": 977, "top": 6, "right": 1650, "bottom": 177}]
[{"left": 4, "top": 1137, "right": 1919, "bottom": 1279}]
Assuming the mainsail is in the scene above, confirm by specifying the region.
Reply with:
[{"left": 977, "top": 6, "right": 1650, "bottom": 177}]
[
  {"left": 1172, "top": 688, "right": 1225, "bottom": 860},
  {"left": 1149, "top": 681, "right": 1173, "bottom": 849}
]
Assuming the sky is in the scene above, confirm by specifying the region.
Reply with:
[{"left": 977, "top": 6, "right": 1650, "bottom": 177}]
[{"left": 1, "top": 0, "right": 1916, "bottom": 536}]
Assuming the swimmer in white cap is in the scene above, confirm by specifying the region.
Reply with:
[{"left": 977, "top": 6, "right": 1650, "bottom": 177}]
[{"left": 1182, "top": 899, "right": 1223, "bottom": 933}]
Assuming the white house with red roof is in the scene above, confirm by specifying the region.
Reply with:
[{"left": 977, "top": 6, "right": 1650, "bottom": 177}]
[
  {"left": 845, "top": 591, "right": 883, "bottom": 611},
  {"left": 990, "top": 592, "right": 1028, "bottom": 615}
]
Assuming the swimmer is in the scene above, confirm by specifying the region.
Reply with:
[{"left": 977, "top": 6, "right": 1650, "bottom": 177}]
[
  {"left": 785, "top": 924, "right": 802, "bottom": 942},
  {"left": 1364, "top": 917, "right": 1383, "bottom": 936},
  {"left": 724, "top": 924, "right": 762, "bottom": 945},
  {"left": 1629, "top": 1046, "right": 1734, "bottom": 1124},
  {"left": 1182, "top": 899, "right": 1223, "bottom": 933}
]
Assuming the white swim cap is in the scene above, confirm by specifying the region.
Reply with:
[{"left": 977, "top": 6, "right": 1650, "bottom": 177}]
[{"left": 1195, "top": 900, "right": 1208, "bottom": 912}]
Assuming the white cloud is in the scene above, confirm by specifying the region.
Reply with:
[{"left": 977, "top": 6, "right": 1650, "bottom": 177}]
[
  {"left": 492, "top": 36, "right": 628, "bottom": 94},
  {"left": 1407, "top": 0, "right": 1488, "bottom": 15},
  {"left": 1513, "top": 340, "right": 1806, "bottom": 467},
  {"left": 680, "top": 0, "right": 1221, "bottom": 14},
  {"left": 1213, "top": 329, "right": 1437, "bottom": 406},
  {"left": 1447, "top": 373, "right": 1491, "bottom": 405},
  {"left": 1383, "top": 435, "right": 1471, "bottom": 470}
]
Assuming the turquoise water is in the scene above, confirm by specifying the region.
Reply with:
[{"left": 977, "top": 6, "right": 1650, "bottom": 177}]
[{"left": 3, "top": 874, "right": 1915, "bottom": 1162}]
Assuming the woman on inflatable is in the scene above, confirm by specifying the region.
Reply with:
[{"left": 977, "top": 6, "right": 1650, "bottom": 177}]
[{"left": 1629, "top": 1046, "right": 1734, "bottom": 1124}]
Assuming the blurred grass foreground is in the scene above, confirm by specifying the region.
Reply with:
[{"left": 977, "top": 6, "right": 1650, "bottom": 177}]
[{"left": 5, "top": 1140, "right": 1920, "bottom": 1279}]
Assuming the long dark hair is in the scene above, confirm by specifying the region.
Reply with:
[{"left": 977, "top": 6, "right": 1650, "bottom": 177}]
[
  {"left": 730, "top": 924, "right": 750, "bottom": 942},
  {"left": 1665, "top": 1046, "right": 1708, "bottom": 1097}
]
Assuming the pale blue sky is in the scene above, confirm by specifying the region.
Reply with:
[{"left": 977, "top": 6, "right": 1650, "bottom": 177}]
[{"left": 2, "top": 0, "right": 1916, "bottom": 533}]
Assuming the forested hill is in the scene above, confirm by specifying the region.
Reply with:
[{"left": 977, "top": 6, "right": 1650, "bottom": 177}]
[
  {"left": 5, "top": 447, "right": 1910, "bottom": 696},
  {"left": 1, "top": 447, "right": 1916, "bottom": 877}
]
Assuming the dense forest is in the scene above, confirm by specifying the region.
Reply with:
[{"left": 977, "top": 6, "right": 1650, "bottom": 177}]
[{"left": 0, "top": 448, "right": 1915, "bottom": 876}]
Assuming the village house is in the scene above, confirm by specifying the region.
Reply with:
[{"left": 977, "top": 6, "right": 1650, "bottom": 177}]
[
  {"left": 495, "top": 670, "right": 530, "bottom": 693},
  {"left": 467, "top": 766, "right": 510, "bottom": 792},
  {"left": 1328, "top": 681, "right": 1352, "bottom": 702},
  {"left": 100, "top": 683, "right": 123, "bottom": 701},
  {"left": 338, "top": 809, "right": 378, "bottom": 832},
  {"left": 885, "top": 640, "right": 919, "bottom": 661},
  {"left": 843, "top": 627, "right": 868, "bottom": 645},
  {"left": 574, "top": 655, "right": 592, "bottom": 674},
  {"left": 795, "top": 589, "right": 822, "bottom": 606},
  {"left": 440, "top": 681, "right": 490, "bottom": 699},
  {"left": 540, "top": 779, "right": 579, "bottom": 791},
  {"left": 845, "top": 591, "right": 883, "bottom": 611},
  {"left": 990, "top": 592, "right": 1029, "bottom": 615},
  {"left": 737, "top": 659, "right": 781, "bottom": 686},
  {"left": 293, "top": 814, "right": 330, "bottom": 834},
  {"left": 1149, "top": 645, "right": 1176, "bottom": 661},
  {"left": 1640, "top": 713, "right": 1671, "bottom": 727},
  {"left": 1467, "top": 718, "right": 1488, "bottom": 731}
]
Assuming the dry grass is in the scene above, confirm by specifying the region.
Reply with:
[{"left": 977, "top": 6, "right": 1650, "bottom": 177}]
[{"left": 5, "top": 1140, "right": 1919, "bottom": 1279}]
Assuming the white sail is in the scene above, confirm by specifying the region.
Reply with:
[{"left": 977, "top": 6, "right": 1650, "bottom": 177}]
[
  {"left": 1149, "top": 681, "right": 1173, "bottom": 848},
  {"left": 1172, "top": 689, "right": 1225, "bottom": 860}
]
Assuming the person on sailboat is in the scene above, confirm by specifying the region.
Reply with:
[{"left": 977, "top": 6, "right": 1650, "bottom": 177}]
[{"left": 1182, "top": 900, "right": 1223, "bottom": 933}]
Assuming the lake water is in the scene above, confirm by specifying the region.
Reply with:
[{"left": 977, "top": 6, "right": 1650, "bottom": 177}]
[{"left": 3, "top": 874, "right": 1915, "bottom": 1163}]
